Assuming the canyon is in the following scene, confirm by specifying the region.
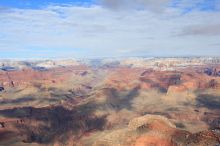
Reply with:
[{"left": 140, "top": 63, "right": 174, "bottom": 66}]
[{"left": 0, "top": 57, "right": 220, "bottom": 146}]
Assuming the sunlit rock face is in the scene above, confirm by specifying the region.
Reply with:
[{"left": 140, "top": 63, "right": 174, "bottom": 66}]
[{"left": 0, "top": 57, "right": 220, "bottom": 146}]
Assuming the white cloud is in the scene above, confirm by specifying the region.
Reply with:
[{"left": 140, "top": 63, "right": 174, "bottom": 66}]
[
  {"left": 0, "top": 2, "right": 220, "bottom": 58},
  {"left": 99, "top": 0, "right": 171, "bottom": 12},
  {"left": 181, "top": 24, "right": 220, "bottom": 36}
]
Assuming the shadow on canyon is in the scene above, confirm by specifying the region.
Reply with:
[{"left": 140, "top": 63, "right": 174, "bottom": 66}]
[
  {"left": 0, "top": 96, "right": 60, "bottom": 105},
  {"left": 0, "top": 85, "right": 143, "bottom": 144},
  {"left": 0, "top": 102, "right": 107, "bottom": 144},
  {"left": 196, "top": 94, "right": 220, "bottom": 110},
  {"left": 196, "top": 94, "right": 220, "bottom": 129},
  {"left": 103, "top": 85, "right": 140, "bottom": 111}
]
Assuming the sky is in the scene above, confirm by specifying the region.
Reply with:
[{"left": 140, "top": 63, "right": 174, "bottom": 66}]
[{"left": 0, "top": 0, "right": 220, "bottom": 59}]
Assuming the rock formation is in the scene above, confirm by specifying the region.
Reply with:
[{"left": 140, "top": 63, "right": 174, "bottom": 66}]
[{"left": 0, "top": 58, "right": 220, "bottom": 146}]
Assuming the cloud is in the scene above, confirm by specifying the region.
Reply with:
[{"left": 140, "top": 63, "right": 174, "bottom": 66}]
[
  {"left": 172, "top": 0, "right": 220, "bottom": 11},
  {"left": 0, "top": 1, "right": 220, "bottom": 58},
  {"left": 181, "top": 24, "right": 220, "bottom": 36},
  {"left": 98, "top": 0, "right": 220, "bottom": 12},
  {"left": 99, "top": 0, "right": 171, "bottom": 12}
]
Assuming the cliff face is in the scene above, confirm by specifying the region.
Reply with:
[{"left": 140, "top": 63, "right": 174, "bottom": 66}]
[
  {"left": 0, "top": 58, "right": 220, "bottom": 146},
  {"left": 0, "top": 65, "right": 88, "bottom": 88}
]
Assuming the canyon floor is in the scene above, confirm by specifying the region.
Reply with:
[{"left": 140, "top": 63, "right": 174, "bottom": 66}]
[{"left": 0, "top": 58, "right": 220, "bottom": 146}]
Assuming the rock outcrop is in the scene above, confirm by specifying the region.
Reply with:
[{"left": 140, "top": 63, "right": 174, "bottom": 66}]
[{"left": 93, "top": 115, "right": 220, "bottom": 146}]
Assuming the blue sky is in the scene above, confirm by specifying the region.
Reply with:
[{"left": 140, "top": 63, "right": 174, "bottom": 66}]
[
  {"left": 0, "top": 0, "right": 220, "bottom": 59},
  {"left": 0, "top": 0, "right": 95, "bottom": 8},
  {"left": 1, "top": 0, "right": 218, "bottom": 11}
]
